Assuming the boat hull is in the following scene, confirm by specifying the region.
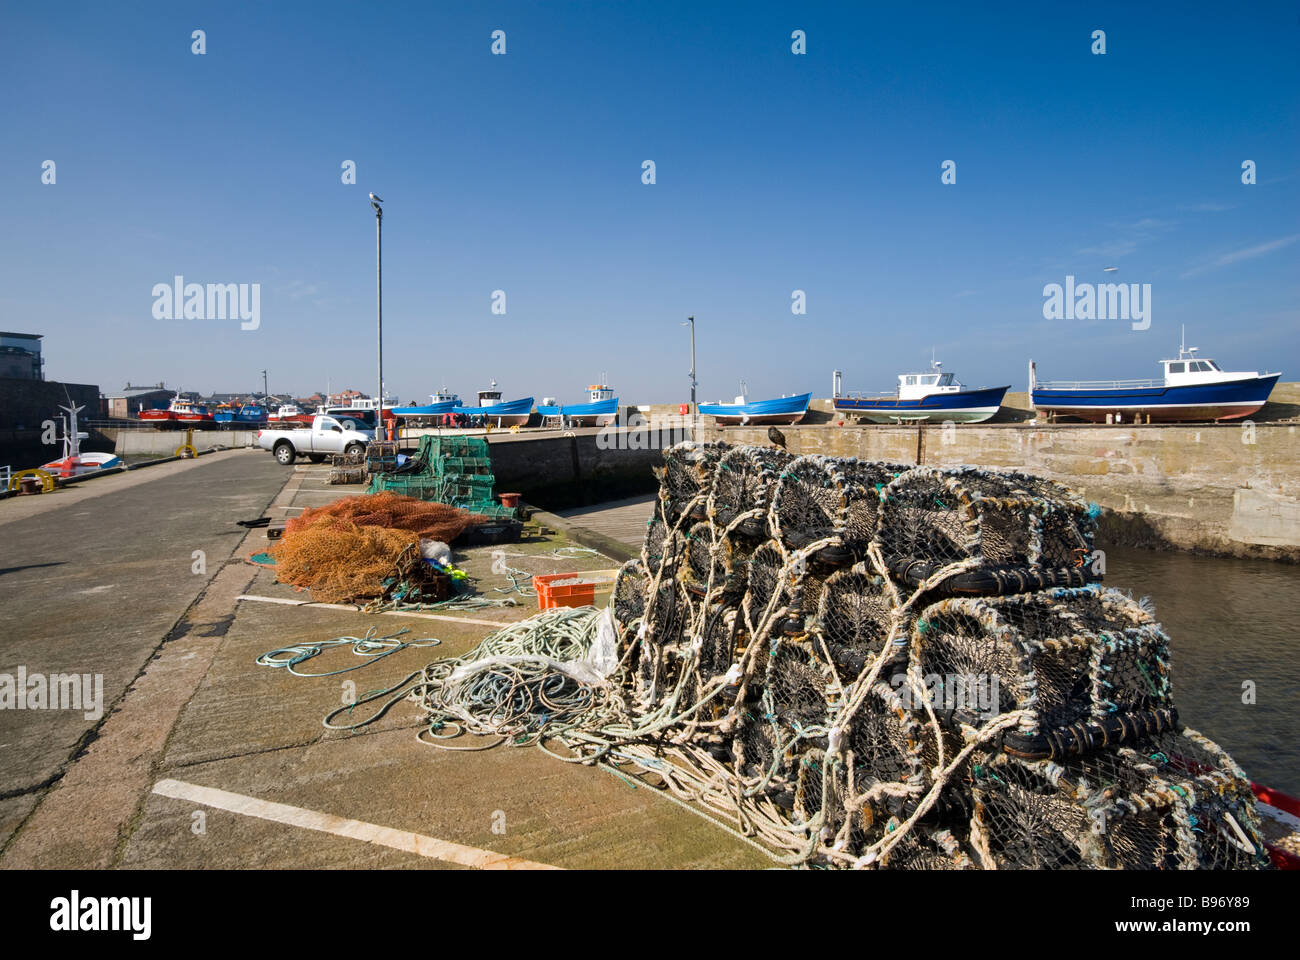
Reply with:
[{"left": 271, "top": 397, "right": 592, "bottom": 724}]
[
  {"left": 392, "top": 400, "right": 460, "bottom": 418},
  {"left": 42, "top": 452, "right": 123, "bottom": 477},
  {"left": 1032, "top": 374, "right": 1279, "bottom": 423},
  {"left": 833, "top": 386, "right": 1009, "bottom": 423},
  {"left": 137, "top": 410, "right": 176, "bottom": 428},
  {"left": 697, "top": 392, "right": 811, "bottom": 426},
  {"left": 536, "top": 397, "right": 619, "bottom": 427},
  {"left": 453, "top": 397, "right": 534, "bottom": 427}
]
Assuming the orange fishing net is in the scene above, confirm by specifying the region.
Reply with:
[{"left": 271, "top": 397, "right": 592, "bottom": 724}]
[
  {"left": 284, "top": 492, "right": 484, "bottom": 542},
  {"left": 270, "top": 515, "right": 418, "bottom": 603}
]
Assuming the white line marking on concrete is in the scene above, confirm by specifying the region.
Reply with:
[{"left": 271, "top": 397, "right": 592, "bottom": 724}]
[
  {"left": 235, "top": 594, "right": 514, "bottom": 628},
  {"left": 152, "top": 778, "right": 559, "bottom": 870}
]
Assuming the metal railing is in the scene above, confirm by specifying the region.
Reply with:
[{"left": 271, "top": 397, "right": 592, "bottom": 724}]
[{"left": 1034, "top": 378, "right": 1162, "bottom": 391}]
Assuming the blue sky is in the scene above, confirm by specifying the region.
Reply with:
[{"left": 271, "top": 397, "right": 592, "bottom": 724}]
[{"left": 2, "top": 1, "right": 1297, "bottom": 404}]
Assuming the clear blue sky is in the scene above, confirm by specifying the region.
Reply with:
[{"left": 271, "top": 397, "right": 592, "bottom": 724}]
[{"left": 3, "top": 1, "right": 1297, "bottom": 404}]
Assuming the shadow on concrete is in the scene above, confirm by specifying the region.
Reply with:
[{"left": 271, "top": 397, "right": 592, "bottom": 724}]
[{"left": 0, "top": 561, "right": 66, "bottom": 577}]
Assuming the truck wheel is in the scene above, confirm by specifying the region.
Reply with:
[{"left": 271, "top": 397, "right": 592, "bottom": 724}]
[
  {"left": 308, "top": 454, "right": 327, "bottom": 463},
  {"left": 274, "top": 442, "right": 296, "bottom": 465},
  {"left": 344, "top": 442, "right": 365, "bottom": 457}
]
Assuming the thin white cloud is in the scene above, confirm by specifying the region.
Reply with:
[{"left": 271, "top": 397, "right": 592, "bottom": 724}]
[{"left": 1181, "top": 234, "right": 1300, "bottom": 277}]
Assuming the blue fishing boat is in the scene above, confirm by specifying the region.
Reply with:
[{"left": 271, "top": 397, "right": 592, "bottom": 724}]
[
  {"left": 697, "top": 383, "right": 811, "bottom": 425},
  {"left": 453, "top": 381, "right": 534, "bottom": 426},
  {"left": 537, "top": 382, "right": 619, "bottom": 426},
  {"left": 392, "top": 390, "right": 462, "bottom": 419},
  {"left": 833, "top": 362, "right": 1008, "bottom": 423},
  {"left": 214, "top": 403, "right": 268, "bottom": 427},
  {"left": 1030, "top": 332, "right": 1281, "bottom": 423}
]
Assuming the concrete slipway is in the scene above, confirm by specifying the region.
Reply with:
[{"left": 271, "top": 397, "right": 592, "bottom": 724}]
[{"left": 0, "top": 450, "right": 768, "bottom": 870}]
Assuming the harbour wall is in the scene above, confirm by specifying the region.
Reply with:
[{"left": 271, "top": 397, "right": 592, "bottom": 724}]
[
  {"left": 693, "top": 421, "right": 1300, "bottom": 562},
  {"left": 98, "top": 391, "right": 1300, "bottom": 559},
  {"left": 108, "top": 428, "right": 261, "bottom": 456}
]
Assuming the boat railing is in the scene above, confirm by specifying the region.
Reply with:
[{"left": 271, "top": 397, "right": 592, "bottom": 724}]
[{"left": 1035, "top": 378, "right": 1162, "bottom": 390}]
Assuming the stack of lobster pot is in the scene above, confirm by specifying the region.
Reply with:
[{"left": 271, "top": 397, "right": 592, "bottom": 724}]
[{"left": 609, "top": 441, "right": 1270, "bottom": 869}]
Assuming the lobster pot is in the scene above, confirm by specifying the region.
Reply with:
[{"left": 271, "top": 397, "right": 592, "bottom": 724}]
[
  {"left": 629, "top": 580, "right": 695, "bottom": 707},
  {"left": 968, "top": 736, "right": 1269, "bottom": 870},
  {"left": 708, "top": 445, "right": 792, "bottom": 533},
  {"left": 684, "top": 604, "right": 742, "bottom": 713},
  {"left": 741, "top": 540, "right": 794, "bottom": 638},
  {"left": 660, "top": 441, "right": 727, "bottom": 522},
  {"left": 875, "top": 467, "right": 1096, "bottom": 589},
  {"left": 874, "top": 827, "right": 976, "bottom": 870},
  {"left": 640, "top": 500, "right": 684, "bottom": 572},
  {"left": 681, "top": 521, "right": 745, "bottom": 599},
  {"left": 782, "top": 557, "right": 838, "bottom": 637},
  {"left": 811, "top": 566, "right": 904, "bottom": 683},
  {"left": 770, "top": 455, "right": 851, "bottom": 551},
  {"left": 804, "top": 683, "right": 930, "bottom": 857},
  {"left": 839, "top": 460, "right": 910, "bottom": 551},
  {"left": 909, "top": 587, "right": 1174, "bottom": 758},
  {"left": 612, "top": 559, "right": 649, "bottom": 635},
  {"left": 732, "top": 636, "right": 832, "bottom": 791}
]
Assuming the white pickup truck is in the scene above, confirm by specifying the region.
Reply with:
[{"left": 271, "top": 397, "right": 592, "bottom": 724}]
[{"left": 257, "top": 415, "right": 374, "bottom": 465}]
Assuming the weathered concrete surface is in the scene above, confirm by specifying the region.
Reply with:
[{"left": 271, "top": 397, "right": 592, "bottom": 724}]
[
  {"left": 0, "top": 451, "right": 286, "bottom": 813},
  {"left": 695, "top": 421, "right": 1300, "bottom": 561},
  {"left": 1, "top": 454, "right": 771, "bottom": 870}
]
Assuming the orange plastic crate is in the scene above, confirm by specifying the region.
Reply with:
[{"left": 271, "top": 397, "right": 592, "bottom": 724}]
[{"left": 533, "top": 570, "right": 618, "bottom": 610}]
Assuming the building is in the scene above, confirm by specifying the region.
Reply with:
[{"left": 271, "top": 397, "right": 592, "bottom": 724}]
[
  {"left": 0, "top": 332, "right": 44, "bottom": 380},
  {"left": 103, "top": 383, "right": 173, "bottom": 419}
]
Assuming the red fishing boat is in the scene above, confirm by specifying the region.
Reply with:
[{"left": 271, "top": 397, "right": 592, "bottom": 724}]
[{"left": 138, "top": 395, "right": 214, "bottom": 429}]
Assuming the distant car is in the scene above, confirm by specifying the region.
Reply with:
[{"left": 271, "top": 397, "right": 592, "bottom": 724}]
[
  {"left": 320, "top": 406, "right": 378, "bottom": 431},
  {"left": 256, "top": 415, "right": 374, "bottom": 465}
]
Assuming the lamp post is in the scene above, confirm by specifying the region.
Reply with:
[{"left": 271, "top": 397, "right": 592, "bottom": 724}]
[
  {"left": 370, "top": 192, "right": 384, "bottom": 441},
  {"left": 682, "top": 315, "right": 696, "bottom": 435}
]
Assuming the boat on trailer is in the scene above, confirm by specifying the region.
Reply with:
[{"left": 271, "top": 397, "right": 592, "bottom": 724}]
[
  {"left": 537, "top": 382, "right": 619, "bottom": 427},
  {"left": 833, "top": 362, "right": 1008, "bottom": 423},
  {"left": 1031, "top": 331, "right": 1280, "bottom": 423}
]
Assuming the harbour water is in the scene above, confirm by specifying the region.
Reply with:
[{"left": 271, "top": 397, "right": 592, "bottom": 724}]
[{"left": 1104, "top": 545, "right": 1300, "bottom": 794}]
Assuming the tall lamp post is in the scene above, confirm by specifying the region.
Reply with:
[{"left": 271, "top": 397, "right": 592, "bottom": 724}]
[
  {"left": 370, "top": 192, "right": 384, "bottom": 441},
  {"left": 682, "top": 315, "right": 696, "bottom": 435}
]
